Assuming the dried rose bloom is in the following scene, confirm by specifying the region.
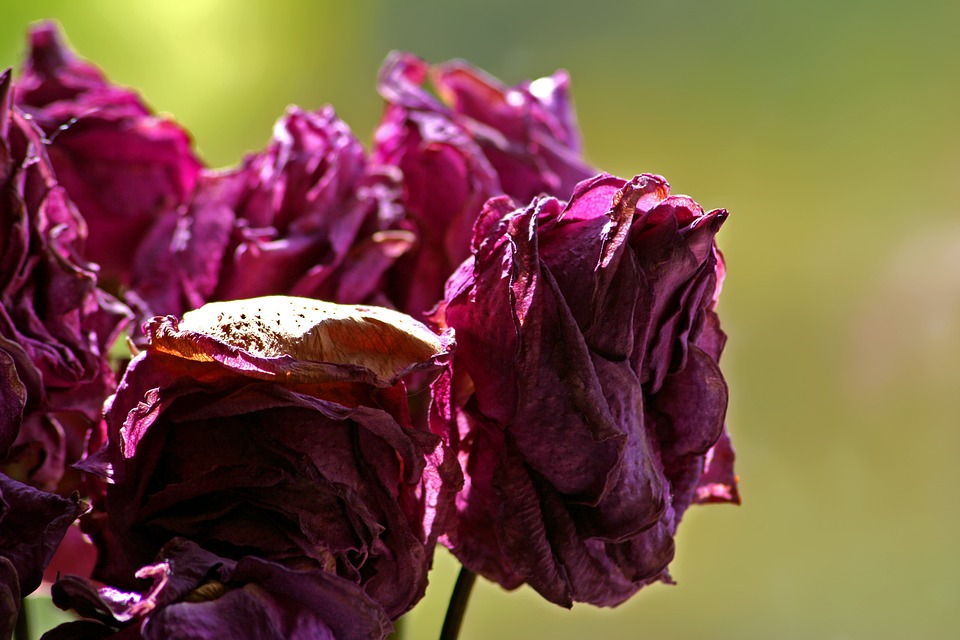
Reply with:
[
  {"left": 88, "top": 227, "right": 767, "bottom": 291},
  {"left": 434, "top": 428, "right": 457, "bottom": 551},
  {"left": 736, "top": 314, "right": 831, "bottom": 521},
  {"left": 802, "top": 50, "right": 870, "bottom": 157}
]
[
  {"left": 371, "top": 53, "right": 500, "bottom": 318},
  {"left": 1, "top": 473, "right": 84, "bottom": 639},
  {"left": 46, "top": 538, "right": 392, "bottom": 640},
  {"left": 371, "top": 52, "right": 594, "bottom": 318},
  {"left": 14, "top": 22, "right": 203, "bottom": 284},
  {"left": 431, "top": 56, "right": 594, "bottom": 204},
  {"left": 0, "top": 68, "right": 131, "bottom": 495},
  {"left": 83, "top": 297, "right": 460, "bottom": 620},
  {"left": 126, "top": 105, "right": 411, "bottom": 322},
  {"left": 431, "top": 173, "right": 738, "bottom": 607}
]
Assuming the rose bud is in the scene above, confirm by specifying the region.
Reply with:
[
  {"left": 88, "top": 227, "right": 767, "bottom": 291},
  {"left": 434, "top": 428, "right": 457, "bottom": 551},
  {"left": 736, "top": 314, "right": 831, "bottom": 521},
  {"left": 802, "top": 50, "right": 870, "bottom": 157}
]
[
  {"left": 82, "top": 296, "right": 460, "bottom": 620},
  {"left": 1, "top": 473, "right": 84, "bottom": 639},
  {"left": 431, "top": 173, "right": 737, "bottom": 607},
  {"left": 126, "top": 106, "right": 412, "bottom": 321},
  {"left": 46, "top": 538, "right": 392, "bottom": 640},
  {"left": 0, "top": 68, "right": 131, "bottom": 495},
  {"left": 15, "top": 22, "right": 202, "bottom": 285}
]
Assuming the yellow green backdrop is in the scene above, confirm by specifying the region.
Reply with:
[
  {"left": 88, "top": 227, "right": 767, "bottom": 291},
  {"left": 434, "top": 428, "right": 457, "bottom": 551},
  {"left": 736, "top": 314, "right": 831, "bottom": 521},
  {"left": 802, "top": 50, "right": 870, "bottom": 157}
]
[{"left": 3, "top": 1, "right": 958, "bottom": 638}]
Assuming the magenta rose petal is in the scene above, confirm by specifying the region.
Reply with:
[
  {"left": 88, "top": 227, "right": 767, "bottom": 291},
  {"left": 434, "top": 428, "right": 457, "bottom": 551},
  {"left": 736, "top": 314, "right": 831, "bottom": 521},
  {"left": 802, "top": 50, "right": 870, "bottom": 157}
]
[
  {"left": 447, "top": 200, "right": 624, "bottom": 502},
  {"left": 15, "top": 22, "right": 202, "bottom": 283},
  {"left": 373, "top": 53, "right": 502, "bottom": 318},
  {"left": 0, "top": 473, "right": 84, "bottom": 603},
  {"left": 695, "top": 428, "right": 740, "bottom": 505},
  {"left": 126, "top": 173, "right": 239, "bottom": 319},
  {"left": 126, "top": 106, "right": 407, "bottom": 321},
  {"left": 1, "top": 67, "right": 132, "bottom": 496},
  {"left": 0, "top": 350, "right": 27, "bottom": 457},
  {"left": 433, "top": 61, "right": 595, "bottom": 203},
  {"left": 48, "top": 539, "right": 392, "bottom": 639}
]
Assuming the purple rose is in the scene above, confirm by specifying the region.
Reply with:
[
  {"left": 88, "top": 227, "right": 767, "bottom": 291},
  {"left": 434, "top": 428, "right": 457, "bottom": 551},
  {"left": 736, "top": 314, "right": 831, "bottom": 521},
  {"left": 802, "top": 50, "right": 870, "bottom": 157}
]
[
  {"left": 371, "top": 53, "right": 594, "bottom": 319},
  {"left": 1, "top": 473, "right": 84, "bottom": 639},
  {"left": 15, "top": 22, "right": 203, "bottom": 284},
  {"left": 431, "top": 57, "right": 594, "bottom": 204},
  {"left": 431, "top": 173, "right": 738, "bottom": 607},
  {"left": 127, "top": 106, "right": 411, "bottom": 321},
  {"left": 46, "top": 538, "right": 392, "bottom": 640},
  {"left": 372, "top": 53, "right": 501, "bottom": 318},
  {"left": 85, "top": 296, "right": 460, "bottom": 620},
  {"left": 0, "top": 68, "right": 131, "bottom": 494}
]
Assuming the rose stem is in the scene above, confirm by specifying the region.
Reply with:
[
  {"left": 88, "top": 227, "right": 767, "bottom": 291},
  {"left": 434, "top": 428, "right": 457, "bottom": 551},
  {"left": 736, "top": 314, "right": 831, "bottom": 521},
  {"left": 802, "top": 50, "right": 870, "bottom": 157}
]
[
  {"left": 439, "top": 567, "right": 477, "bottom": 640},
  {"left": 14, "top": 600, "right": 29, "bottom": 640}
]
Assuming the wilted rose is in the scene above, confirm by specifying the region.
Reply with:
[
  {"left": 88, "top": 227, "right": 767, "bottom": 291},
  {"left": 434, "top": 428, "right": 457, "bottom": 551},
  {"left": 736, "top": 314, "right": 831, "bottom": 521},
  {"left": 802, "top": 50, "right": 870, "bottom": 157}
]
[
  {"left": 431, "top": 56, "right": 593, "bottom": 204},
  {"left": 85, "top": 296, "right": 460, "bottom": 620},
  {"left": 372, "top": 52, "right": 594, "bottom": 318},
  {"left": 46, "top": 537, "right": 392, "bottom": 640},
  {"left": 431, "top": 173, "right": 738, "bottom": 607},
  {"left": 0, "top": 68, "right": 131, "bottom": 494},
  {"left": 15, "top": 22, "right": 203, "bottom": 284},
  {"left": 127, "top": 105, "right": 411, "bottom": 322},
  {"left": 372, "top": 53, "right": 500, "bottom": 318}
]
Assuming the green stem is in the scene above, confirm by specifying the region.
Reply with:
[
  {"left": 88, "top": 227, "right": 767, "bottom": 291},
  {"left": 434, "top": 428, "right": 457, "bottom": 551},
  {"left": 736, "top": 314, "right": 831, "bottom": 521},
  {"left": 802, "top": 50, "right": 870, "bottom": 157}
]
[
  {"left": 14, "top": 599, "right": 29, "bottom": 640},
  {"left": 439, "top": 567, "right": 476, "bottom": 640}
]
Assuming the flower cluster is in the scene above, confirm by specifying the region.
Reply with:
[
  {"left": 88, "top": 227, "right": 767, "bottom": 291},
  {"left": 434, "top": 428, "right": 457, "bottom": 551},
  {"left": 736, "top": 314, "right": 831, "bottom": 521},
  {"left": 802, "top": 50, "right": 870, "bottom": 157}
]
[{"left": 1, "top": 21, "right": 738, "bottom": 640}]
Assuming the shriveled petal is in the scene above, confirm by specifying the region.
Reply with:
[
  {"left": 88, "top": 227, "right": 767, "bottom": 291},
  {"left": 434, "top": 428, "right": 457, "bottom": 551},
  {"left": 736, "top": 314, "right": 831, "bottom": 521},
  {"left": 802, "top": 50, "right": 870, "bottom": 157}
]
[
  {"left": 16, "top": 22, "right": 202, "bottom": 282},
  {"left": 144, "top": 296, "right": 451, "bottom": 386},
  {"left": 0, "top": 349, "right": 26, "bottom": 457},
  {"left": 695, "top": 428, "right": 740, "bottom": 505},
  {"left": 228, "top": 556, "right": 391, "bottom": 640},
  {"left": 1, "top": 556, "right": 21, "bottom": 640},
  {"left": 2, "top": 65, "right": 133, "bottom": 495},
  {"left": 447, "top": 200, "right": 624, "bottom": 500},
  {"left": 127, "top": 173, "right": 239, "bottom": 319},
  {"left": 630, "top": 195, "right": 728, "bottom": 392},
  {"left": 432, "top": 59, "right": 594, "bottom": 202},
  {"left": 495, "top": 447, "right": 573, "bottom": 608},
  {"left": 654, "top": 346, "right": 728, "bottom": 460},
  {"left": 50, "top": 540, "right": 391, "bottom": 639},
  {"left": 373, "top": 53, "right": 501, "bottom": 317},
  {"left": 0, "top": 473, "right": 84, "bottom": 597}
]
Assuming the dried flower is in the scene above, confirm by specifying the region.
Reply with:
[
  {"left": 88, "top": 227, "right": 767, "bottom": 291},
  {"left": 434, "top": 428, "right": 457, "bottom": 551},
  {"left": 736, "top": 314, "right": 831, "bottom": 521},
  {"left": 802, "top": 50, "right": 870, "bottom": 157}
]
[
  {"left": 372, "top": 52, "right": 594, "bottom": 318},
  {"left": 85, "top": 297, "right": 460, "bottom": 620},
  {"left": 431, "top": 173, "right": 737, "bottom": 606},
  {"left": 1, "top": 68, "right": 130, "bottom": 493},
  {"left": 127, "top": 106, "right": 410, "bottom": 322},
  {"left": 15, "top": 22, "right": 203, "bottom": 284}
]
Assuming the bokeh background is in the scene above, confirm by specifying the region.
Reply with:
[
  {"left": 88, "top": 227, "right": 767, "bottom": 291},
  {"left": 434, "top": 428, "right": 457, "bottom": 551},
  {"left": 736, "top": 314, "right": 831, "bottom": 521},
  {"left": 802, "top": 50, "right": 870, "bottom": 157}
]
[{"left": 3, "top": 1, "right": 959, "bottom": 638}]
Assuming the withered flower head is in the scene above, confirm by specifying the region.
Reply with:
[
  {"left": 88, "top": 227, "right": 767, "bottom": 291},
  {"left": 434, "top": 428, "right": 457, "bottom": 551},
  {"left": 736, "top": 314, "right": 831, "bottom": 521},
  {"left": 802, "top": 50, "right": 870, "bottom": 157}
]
[
  {"left": 15, "top": 22, "right": 203, "bottom": 284},
  {"left": 431, "top": 174, "right": 737, "bottom": 607},
  {"left": 85, "top": 296, "right": 461, "bottom": 621},
  {"left": 1, "top": 68, "right": 130, "bottom": 493}
]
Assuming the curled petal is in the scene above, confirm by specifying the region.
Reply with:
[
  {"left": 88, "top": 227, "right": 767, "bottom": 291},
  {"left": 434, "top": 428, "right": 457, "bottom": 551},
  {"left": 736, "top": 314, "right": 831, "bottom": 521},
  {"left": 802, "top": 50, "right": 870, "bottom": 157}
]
[
  {"left": 144, "top": 296, "right": 451, "bottom": 386},
  {"left": 0, "top": 473, "right": 84, "bottom": 599}
]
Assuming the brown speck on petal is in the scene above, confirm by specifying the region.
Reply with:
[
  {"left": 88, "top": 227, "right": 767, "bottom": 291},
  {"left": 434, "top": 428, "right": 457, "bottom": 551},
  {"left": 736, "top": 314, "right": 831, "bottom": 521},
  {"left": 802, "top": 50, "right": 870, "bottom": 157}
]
[{"left": 144, "top": 295, "right": 452, "bottom": 386}]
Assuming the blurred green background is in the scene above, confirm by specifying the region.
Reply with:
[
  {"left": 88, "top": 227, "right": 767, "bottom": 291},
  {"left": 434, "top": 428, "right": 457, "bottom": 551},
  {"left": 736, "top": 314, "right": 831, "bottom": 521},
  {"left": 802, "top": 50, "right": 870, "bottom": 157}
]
[{"left": 4, "top": 1, "right": 959, "bottom": 638}]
